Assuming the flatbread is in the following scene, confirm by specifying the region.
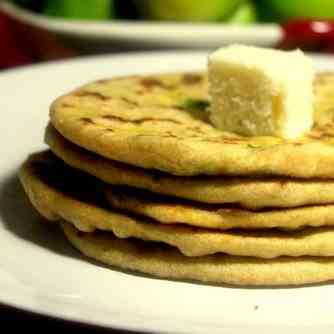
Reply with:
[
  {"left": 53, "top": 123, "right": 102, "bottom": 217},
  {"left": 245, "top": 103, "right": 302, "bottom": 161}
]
[
  {"left": 50, "top": 72, "right": 334, "bottom": 178},
  {"left": 104, "top": 187, "right": 334, "bottom": 231},
  {"left": 46, "top": 125, "right": 334, "bottom": 210},
  {"left": 62, "top": 222, "right": 334, "bottom": 286},
  {"left": 19, "top": 151, "right": 334, "bottom": 258}
]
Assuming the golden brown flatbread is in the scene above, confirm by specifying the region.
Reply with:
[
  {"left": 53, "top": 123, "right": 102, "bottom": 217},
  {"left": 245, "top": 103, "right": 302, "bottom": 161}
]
[
  {"left": 62, "top": 222, "right": 334, "bottom": 286},
  {"left": 50, "top": 72, "right": 334, "bottom": 178},
  {"left": 19, "top": 151, "right": 334, "bottom": 259}
]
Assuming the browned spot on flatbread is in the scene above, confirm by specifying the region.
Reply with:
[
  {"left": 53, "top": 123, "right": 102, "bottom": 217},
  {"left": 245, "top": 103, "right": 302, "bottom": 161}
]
[
  {"left": 120, "top": 97, "right": 139, "bottom": 107},
  {"left": 61, "top": 103, "right": 73, "bottom": 108},
  {"left": 101, "top": 114, "right": 184, "bottom": 126},
  {"left": 96, "top": 79, "right": 110, "bottom": 84},
  {"left": 165, "top": 131, "right": 179, "bottom": 138},
  {"left": 308, "top": 130, "right": 323, "bottom": 139},
  {"left": 188, "top": 125, "right": 207, "bottom": 135},
  {"left": 140, "top": 78, "right": 174, "bottom": 90},
  {"left": 182, "top": 73, "right": 203, "bottom": 85},
  {"left": 317, "top": 133, "right": 334, "bottom": 140},
  {"left": 136, "top": 117, "right": 184, "bottom": 126},
  {"left": 79, "top": 117, "right": 95, "bottom": 125},
  {"left": 140, "top": 78, "right": 163, "bottom": 88},
  {"left": 222, "top": 138, "right": 245, "bottom": 144},
  {"left": 75, "top": 91, "right": 110, "bottom": 101},
  {"left": 102, "top": 115, "right": 116, "bottom": 120}
]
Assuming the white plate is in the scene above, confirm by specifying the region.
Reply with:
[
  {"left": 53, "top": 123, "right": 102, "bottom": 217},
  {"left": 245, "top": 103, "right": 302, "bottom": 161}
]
[
  {"left": 0, "top": 2, "right": 282, "bottom": 51},
  {"left": 1, "top": 51, "right": 334, "bottom": 334}
]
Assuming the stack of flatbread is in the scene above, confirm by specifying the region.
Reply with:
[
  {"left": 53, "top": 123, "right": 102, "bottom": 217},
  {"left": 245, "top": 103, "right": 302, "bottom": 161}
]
[{"left": 19, "top": 71, "right": 334, "bottom": 286}]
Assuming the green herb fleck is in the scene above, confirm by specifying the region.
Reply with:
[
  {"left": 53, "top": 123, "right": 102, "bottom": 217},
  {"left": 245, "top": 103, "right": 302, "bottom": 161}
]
[{"left": 180, "top": 99, "right": 210, "bottom": 111}]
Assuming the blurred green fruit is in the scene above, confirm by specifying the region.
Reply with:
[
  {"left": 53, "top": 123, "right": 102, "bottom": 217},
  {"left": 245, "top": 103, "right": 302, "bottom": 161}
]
[
  {"left": 44, "top": 0, "right": 115, "bottom": 20},
  {"left": 12, "top": 0, "right": 45, "bottom": 12},
  {"left": 226, "top": 1, "right": 257, "bottom": 24},
  {"left": 253, "top": 0, "right": 281, "bottom": 22},
  {"left": 135, "top": 0, "right": 245, "bottom": 22},
  {"left": 267, "top": 0, "right": 334, "bottom": 19}
]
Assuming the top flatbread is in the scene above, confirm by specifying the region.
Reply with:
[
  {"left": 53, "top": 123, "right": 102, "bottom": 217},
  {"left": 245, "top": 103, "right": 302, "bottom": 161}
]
[{"left": 50, "top": 71, "right": 334, "bottom": 178}]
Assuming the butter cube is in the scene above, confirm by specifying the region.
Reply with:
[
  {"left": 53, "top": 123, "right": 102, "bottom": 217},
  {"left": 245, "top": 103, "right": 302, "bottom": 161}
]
[{"left": 208, "top": 45, "right": 314, "bottom": 139}]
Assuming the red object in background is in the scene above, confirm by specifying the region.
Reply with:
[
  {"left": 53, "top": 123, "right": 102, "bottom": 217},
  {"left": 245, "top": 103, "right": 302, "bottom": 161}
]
[
  {"left": 0, "top": 14, "right": 33, "bottom": 69},
  {"left": 279, "top": 20, "right": 334, "bottom": 53},
  {"left": 0, "top": 12, "right": 77, "bottom": 70}
]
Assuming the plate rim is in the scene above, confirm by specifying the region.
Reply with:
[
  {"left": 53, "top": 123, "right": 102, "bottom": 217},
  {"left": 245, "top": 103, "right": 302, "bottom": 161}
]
[{"left": 0, "top": 1, "right": 281, "bottom": 47}]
